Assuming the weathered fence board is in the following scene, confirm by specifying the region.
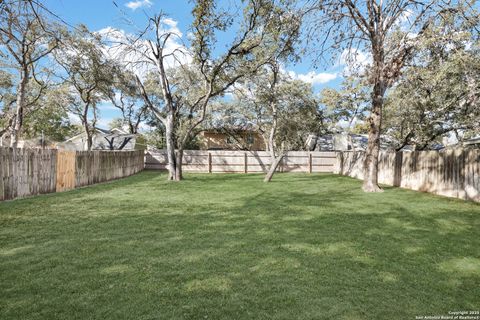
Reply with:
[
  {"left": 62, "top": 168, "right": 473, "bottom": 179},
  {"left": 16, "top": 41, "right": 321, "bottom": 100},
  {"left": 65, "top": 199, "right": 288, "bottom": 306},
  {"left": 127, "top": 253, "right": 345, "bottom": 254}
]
[
  {"left": 145, "top": 150, "right": 338, "bottom": 173},
  {"left": 75, "top": 150, "right": 145, "bottom": 188},
  {"left": 0, "top": 148, "right": 57, "bottom": 201},
  {"left": 335, "top": 150, "right": 480, "bottom": 202},
  {"left": 1, "top": 148, "right": 144, "bottom": 201}
]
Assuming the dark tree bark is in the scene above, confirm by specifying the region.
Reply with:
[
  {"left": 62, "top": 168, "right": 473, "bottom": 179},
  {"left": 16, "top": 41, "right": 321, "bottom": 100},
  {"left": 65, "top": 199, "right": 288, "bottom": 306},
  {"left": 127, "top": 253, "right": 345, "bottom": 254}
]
[{"left": 363, "top": 40, "right": 386, "bottom": 192}]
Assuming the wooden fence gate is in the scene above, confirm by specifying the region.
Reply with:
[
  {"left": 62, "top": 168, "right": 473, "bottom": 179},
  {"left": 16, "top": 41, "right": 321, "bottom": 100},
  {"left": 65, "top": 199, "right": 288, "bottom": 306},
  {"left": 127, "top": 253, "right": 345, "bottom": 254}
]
[{"left": 55, "top": 151, "right": 76, "bottom": 192}]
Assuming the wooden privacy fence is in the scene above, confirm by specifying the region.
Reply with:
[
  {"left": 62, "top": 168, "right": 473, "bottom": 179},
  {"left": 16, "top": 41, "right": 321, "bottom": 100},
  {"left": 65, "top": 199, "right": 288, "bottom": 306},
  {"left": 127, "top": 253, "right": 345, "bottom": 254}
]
[
  {"left": 74, "top": 150, "right": 145, "bottom": 187},
  {"left": 0, "top": 148, "right": 144, "bottom": 201},
  {"left": 336, "top": 150, "right": 480, "bottom": 202},
  {"left": 145, "top": 150, "right": 337, "bottom": 173},
  {"left": 0, "top": 148, "right": 57, "bottom": 200}
]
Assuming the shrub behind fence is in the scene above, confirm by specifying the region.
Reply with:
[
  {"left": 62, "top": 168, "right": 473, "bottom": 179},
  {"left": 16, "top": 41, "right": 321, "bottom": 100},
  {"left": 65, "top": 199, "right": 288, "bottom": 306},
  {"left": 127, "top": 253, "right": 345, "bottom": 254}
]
[{"left": 0, "top": 148, "right": 144, "bottom": 201}]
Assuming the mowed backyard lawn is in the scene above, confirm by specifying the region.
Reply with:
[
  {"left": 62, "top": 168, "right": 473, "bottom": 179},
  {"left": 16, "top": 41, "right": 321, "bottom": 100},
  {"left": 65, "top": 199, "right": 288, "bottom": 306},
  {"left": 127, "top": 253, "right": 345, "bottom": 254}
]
[{"left": 0, "top": 171, "right": 479, "bottom": 319}]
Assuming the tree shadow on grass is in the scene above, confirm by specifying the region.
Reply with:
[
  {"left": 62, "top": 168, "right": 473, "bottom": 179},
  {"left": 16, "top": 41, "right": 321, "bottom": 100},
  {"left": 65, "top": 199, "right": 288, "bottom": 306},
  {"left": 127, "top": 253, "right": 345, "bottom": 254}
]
[{"left": 189, "top": 184, "right": 480, "bottom": 318}]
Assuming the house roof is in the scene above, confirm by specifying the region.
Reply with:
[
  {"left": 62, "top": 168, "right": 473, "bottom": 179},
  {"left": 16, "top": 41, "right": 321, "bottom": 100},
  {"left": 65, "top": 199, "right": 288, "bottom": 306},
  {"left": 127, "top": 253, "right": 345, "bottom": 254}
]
[
  {"left": 201, "top": 127, "right": 260, "bottom": 135},
  {"left": 64, "top": 127, "right": 130, "bottom": 142},
  {"left": 464, "top": 136, "right": 480, "bottom": 145},
  {"left": 313, "top": 133, "right": 394, "bottom": 151},
  {"left": 109, "top": 127, "right": 129, "bottom": 134}
]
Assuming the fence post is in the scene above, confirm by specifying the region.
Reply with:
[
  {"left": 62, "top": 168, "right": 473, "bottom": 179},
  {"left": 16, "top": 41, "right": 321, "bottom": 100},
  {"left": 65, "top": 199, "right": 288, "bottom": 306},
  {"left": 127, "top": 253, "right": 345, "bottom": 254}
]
[
  {"left": 244, "top": 152, "right": 248, "bottom": 174},
  {"left": 308, "top": 153, "right": 312, "bottom": 173},
  {"left": 208, "top": 152, "right": 212, "bottom": 173}
]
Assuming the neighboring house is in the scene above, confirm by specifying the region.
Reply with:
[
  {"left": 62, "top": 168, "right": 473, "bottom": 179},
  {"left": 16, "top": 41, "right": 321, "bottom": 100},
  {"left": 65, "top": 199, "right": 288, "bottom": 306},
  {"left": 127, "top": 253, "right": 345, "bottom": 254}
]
[
  {"left": 57, "top": 127, "right": 145, "bottom": 151},
  {"left": 399, "top": 143, "right": 445, "bottom": 151},
  {"left": 198, "top": 129, "right": 266, "bottom": 151},
  {"left": 463, "top": 136, "right": 480, "bottom": 149},
  {"left": 306, "top": 133, "right": 393, "bottom": 151}
]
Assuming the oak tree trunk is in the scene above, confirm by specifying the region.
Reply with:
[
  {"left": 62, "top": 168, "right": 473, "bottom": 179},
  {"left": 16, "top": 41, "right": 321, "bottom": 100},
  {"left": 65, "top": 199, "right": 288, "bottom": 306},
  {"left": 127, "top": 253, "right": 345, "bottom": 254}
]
[
  {"left": 264, "top": 109, "right": 284, "bottom": 182},
  {"left": 84, "top": 123, "right": 93, "bottom": 151},
  {"left": 363, "top": 41, "right": 386, "bottom": 192},
  {"left": 362, "top": 92, "right": 383, "bottom": 192},
  {"left": 10, "top": 69, "right": 28, "bottom": 148},
  {"left": 165, "top": 112, "right": 178, "bottom": 181},
  {"left": 263, "top": 68, "right": 281, "bottom": 183},
  {"left": 264, "top": 154, "right": 284, "bottom": 182},
  {"left": 175, "top": 148, "right": 183, "bottom": 181}
]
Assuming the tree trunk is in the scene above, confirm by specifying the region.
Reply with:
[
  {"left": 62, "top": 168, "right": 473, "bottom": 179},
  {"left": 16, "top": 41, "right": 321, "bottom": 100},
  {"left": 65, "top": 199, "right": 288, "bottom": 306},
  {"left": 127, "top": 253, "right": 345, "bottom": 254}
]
[
  {"left": 175, "top": 148, "right": 183, "bottom": 181},
  {"left": 363, "top": 98, "right": 383, "bottom": 192},
  {"left": 264, "top": 110, "right": 283, "bottom": 182},
  {"left": 264, "top": 153, "right": 284, "bottom": 182},
  {"left": 10, "top": 68, "right": 28, "bottom": 148},
  {"left": 363, "top": 76, "right": 385, "bottom": 192},
  {"left": 362, "top": 36, "right": 386, "bottom": 193},
  {"left": 165, "top": 112, "right": 178, "bottom": 181},
  {"left": 84, "top": 123, "right": 93, "bottom": 151}
]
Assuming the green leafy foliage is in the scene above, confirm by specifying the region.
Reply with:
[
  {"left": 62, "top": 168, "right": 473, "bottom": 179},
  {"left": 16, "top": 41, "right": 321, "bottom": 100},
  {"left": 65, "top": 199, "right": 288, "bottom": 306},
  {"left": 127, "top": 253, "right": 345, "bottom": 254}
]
[
  {"left": 319, "top": 76, "right": 370, "bottom": 133},
  {"left": 383, "top": 13, "right": 480, "bottom": 150}
]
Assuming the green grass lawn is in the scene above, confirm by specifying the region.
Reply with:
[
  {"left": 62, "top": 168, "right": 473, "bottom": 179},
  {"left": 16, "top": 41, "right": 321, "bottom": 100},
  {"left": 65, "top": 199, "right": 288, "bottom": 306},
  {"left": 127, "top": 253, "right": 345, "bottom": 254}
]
[{"left": 1, "top": 171, "right": 479, "bottom": 319}]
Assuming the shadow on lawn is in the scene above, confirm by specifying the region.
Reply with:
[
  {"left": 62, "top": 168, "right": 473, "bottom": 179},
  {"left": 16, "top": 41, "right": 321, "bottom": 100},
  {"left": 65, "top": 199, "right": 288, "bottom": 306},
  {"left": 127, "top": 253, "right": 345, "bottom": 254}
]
[{"left": 189, "top": 186, "right": 480, "bottom": 308}]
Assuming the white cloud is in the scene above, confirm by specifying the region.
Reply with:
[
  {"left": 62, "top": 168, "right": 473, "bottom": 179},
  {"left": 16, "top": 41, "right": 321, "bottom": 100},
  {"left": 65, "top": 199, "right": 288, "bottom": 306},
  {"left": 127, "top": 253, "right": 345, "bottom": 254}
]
[
  {"left": 162, "top": 18, "right": 177, "bottom": 28},
  {"left": 295, "top": 71, "right": 338, "bottom": 85},
  {"left": 287, "top": 70, "right": 338, "bottom": 85},
  {"left": 96, "top": 117, "right": 114, "bottom": 129},
  {"left": 125, "top": 0, "right": 152, "bottom": 11},
  {"left": 339, "top": 48, "right": 372, "bottom": 75}
]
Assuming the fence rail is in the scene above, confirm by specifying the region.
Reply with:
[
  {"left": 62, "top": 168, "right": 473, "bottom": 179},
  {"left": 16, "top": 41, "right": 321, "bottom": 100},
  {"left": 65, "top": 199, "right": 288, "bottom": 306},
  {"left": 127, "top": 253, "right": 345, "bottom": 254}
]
[
  {"left": 0, "top": 148, "right": 144, "bottom": 201},
  {"left": 336, "top": 150, "right": 480, "bottom": 202},
  {"left": 145, "top": 150, "right": 338, "bottom": 173}
]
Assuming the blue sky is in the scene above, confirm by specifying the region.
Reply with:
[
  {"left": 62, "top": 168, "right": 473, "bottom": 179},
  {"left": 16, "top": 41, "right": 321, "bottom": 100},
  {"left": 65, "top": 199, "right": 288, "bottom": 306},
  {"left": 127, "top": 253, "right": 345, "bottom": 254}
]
[{"left": 42, "top": 0, "right": 346, "bottom": 129}]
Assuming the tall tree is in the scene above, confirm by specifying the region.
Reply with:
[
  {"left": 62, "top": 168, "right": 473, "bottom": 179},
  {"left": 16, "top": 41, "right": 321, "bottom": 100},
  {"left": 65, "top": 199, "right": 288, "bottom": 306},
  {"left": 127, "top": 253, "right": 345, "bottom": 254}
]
[
  {"left": 54, "top": 25, "right": 115, "bottom": 150},
  {"left": 118, "top": 0, "right": 301, "bottom": 181},
  {"left": 307, "top": 0, "right": 476, "bottom": 192},
  {"left": 215, "top": 67, "right": 323, "bottom": 181},
  {"left": 0, "top": 0, "right": 59, "bottom": 146}
]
